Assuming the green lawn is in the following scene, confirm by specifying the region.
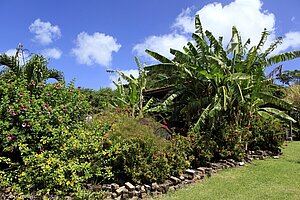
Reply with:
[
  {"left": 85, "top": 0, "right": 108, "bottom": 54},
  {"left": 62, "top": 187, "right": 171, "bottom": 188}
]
[{"left": 161, "top": 141, "right": 300, "bottom": 200}]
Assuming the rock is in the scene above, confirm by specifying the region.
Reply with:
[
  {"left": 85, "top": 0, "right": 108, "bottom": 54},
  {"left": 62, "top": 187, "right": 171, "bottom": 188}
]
[
  {"left": 273, "top": 155, "right": 280, "bottom": 159},
  {"left": 125, "top": 182, "right": 135, "bottom": 191},
  {"left": 122, "top": 191, "right": 129, "bottom": 199},
  {"left": 157, "top": 185, "right": 164, "bottom": 193},
  {"left": 170, "top": 176, "right": 181, "bottom": 184},
  {"left": 169, "top": 186, "right": 176, "bottom": 192},
  {"left": 128, "top": 190, "right": 135, "bottom": 198},
  {"left": 111, "top": 183, "right": 120, "bottom": 191},
  {"left": 179, "top": 175, "right": 185, "bottom": 181},
  {"left": 197, "top": 167, "right": 206, "bottom": 174},
  {"left": 238, "top": 161, "right": 245, "bottom": 166},
  {"left": 164, "top": 179, "right": 173, "bottom": 187},
  {"left": 135, "top": 185, "right": 141, "bottom": 191},
  {"left": 206, "top": 168, "right": 213, "bottom": 176},
  {"left": 151, "top": 182, "right": 159, "bottom": 191},
  {"left": 144, "top": 184, "right": 151, "bottom": 190},
  {"left": 151, "top": 191, "right": 158, "bottom": 197},
  {"left": 111, "top": 192, "right": 118, "bottom": 199},
  {"left": 185, "top": 169, "right": 196, "bottom": 175},
  {"left": 115, "top": 186, "right": 125, "bottom": 195},
  {"left": 140, "top": 185, "right": 146, "bottom": 193},
  {"left": 101, "top": 184, "right": 111, "bottom": 191}
]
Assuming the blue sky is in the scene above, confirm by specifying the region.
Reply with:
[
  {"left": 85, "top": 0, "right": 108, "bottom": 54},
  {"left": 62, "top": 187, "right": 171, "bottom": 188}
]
[{"left": 1, "top": 0, "right": 300, "bottom": 89}]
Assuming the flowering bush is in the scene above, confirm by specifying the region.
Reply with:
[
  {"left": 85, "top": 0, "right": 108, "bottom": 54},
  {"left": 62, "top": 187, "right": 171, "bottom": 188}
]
[
  {"left": 0, "top": 76, "right": 92, "bottom": 196},
  {"left": 249, "top": 115, "right": 285, "bottom": 152}
]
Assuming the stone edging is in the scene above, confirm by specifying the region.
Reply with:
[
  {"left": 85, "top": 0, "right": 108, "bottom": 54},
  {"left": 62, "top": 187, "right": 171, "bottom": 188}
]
[
  {"left": 0, "top": 150, "right": 280, "bottom": 200},
  {"left": 102, "top": 150, "right": 280, "bottom": 200}
]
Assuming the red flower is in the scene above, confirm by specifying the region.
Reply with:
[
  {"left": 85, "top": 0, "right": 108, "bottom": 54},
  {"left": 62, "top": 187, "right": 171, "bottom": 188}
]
[{"left": 7, "top": 134, "right": 15, "bottom": 140}]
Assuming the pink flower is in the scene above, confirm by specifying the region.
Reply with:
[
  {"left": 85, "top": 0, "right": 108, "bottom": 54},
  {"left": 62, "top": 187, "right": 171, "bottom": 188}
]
[
  {"left": 47, "top": 92, "right": 51, "bottom": 95},
  {"left": 20, "top": 106, "right": 28, "bottom": 111},
  {"left": 68, "top": 89, "right": 73, "bottom": 93},
  {"left": 19, "top": 92, "right": 23, "bottom": 97},
  {"left": 63, "top": 105, "right": 67, "bottom": 110},
  {"left": 54, "top": 84, "right": 62, "bottom": 89},
  {"left": 43, "top": 104, "right": 49, "bottom": 109},
  {"left": 30, "top": 81, "right": 36, "bottom": 86},
  {"left": 22, "top": 122, "right": 27, "bottom": 128},
  {"left": 12, "top": 111, "right": 18, "bottom": 116},
  {"left": 39, "top": 146, "right": 45, "bottom": 151},
  {"left": 7, "top": 134, "right": 15, "bottom": 140}
]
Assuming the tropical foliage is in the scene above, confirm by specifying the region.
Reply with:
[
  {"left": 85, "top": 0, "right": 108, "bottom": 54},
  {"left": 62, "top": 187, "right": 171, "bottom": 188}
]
[
  {"left": 0, "top": 44, "right": 64, "bottom": 83},
  {"left": 1, "top": 14, "right": 300, "bottom": 198},
  {"left": 145, "top": 14, "right": 298, "bottom": 158},
  {"left": 107, "top": 57, "right": 152, "bottom": 118}
]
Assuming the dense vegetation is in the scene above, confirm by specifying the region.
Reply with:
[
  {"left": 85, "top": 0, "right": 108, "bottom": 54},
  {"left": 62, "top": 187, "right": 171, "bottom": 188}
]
[{"left": 0, "top": 15, "right": 299, "bottom": 198}]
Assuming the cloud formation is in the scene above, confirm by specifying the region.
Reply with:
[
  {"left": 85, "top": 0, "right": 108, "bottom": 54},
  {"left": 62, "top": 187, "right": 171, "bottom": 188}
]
[
  {"left": 134, "top": 0, "right": 300, "bottom": 61},
  {"left": 71, "top": 32, "right": 121, "bottom": 67},
  {"left": 174, "top": 0, "right": 276, "bottom": 46},
  {"left": 29, "top": 19, "right": 61, "bottom": 45},
  {"left": 42, "top": 48, "right": 62, "bottom": 59},
  {"left": 133, "top": 33, "right": 189, "bottom": 61}
]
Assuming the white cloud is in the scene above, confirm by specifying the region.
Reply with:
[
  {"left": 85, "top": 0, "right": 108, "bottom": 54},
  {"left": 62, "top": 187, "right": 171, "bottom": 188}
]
[
  {"left": 5, "top": 49, "right": 17, "bottom": 57},
  {"left": 174, "top": 0, "right": 276, "bottom": 46},
  {"left": 133, "top": 33, "right": 189, "bottom": 61},
  {"left": 291, "top": 16, "right": 296, "bottom": 22},
  {"left": 29, "top": 19, "right": 61, "bottom": 45},
  {"left": 172, "top": 7, "right": 195, "bottom": 34},
  {"left": 108, "top": 69, "right": 139, "bottom": 89},
  {"left": 272, "top": 32, "right": 300, "bottom": 55},
  {"left": 42, "top": 48, "right": 62, "bottom": 59},
  {"left": 71, "top": 32, "right": 121, "bottom": 67}
]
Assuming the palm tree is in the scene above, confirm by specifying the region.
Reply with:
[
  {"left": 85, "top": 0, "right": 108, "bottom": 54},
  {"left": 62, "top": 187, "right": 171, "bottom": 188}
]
[{"left": 0, "top": 44, "right": 64, "bottom": 83}]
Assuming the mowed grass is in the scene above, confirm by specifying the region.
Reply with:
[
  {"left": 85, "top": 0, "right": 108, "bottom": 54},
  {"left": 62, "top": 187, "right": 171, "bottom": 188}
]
[{"left": 161, "top": 141, "right": 300, "bottom": 200}]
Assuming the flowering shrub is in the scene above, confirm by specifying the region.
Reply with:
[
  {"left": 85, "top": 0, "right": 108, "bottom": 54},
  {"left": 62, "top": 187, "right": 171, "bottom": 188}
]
[
  {"left": 249, "top": 115, "right": 285, "bottom": 152},
  {"left": 0, "top": 76, "right": 92, "bottom": 196}
]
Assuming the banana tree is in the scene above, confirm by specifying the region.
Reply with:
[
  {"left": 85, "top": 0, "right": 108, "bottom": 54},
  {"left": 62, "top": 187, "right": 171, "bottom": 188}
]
[
  {"left": 145, "top": 15, "right": 299, "bottom": 132},
  {"left": 107, "top": 57, "right": 151, "bottom": 118}
]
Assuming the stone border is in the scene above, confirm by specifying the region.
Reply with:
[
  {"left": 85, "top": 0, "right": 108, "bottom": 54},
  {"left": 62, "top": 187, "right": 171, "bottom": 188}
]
[
  {"left": 101, "top": 150, "right": 280, "bottom": 200},
  {"left": 0, "top": 150, "right": 280, "bottom": 200}
]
